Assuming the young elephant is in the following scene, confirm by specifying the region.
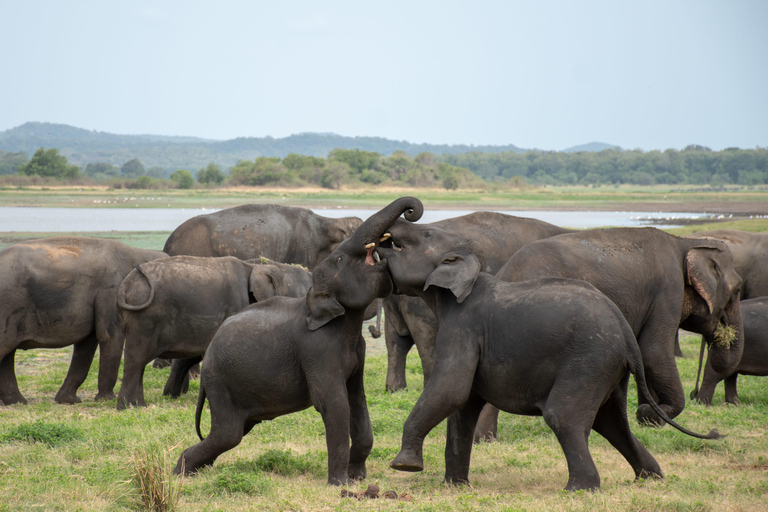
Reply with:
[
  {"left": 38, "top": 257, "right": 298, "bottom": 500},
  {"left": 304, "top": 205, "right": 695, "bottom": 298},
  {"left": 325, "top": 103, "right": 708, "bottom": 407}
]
[
  {"left": 0, "top": 237, "right": 166, "bottom": 405},
  {"left": 115, "top": 256, "right": 312, "bottom": 410},
  {"left": 691, "top": 297, "right": 768, "bottom": 405},
  {"left": 375, "top": 220, "right": 718, "bottom": 491},
  {"left": 174, "top": 197, "right": 423, "bottom": 485}
]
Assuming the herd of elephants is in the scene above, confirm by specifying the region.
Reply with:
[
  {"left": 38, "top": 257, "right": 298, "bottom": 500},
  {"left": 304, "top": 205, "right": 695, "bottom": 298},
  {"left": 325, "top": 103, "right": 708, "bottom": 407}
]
[{"left": 1, "top": 196, "right": 767, "bottom": 492}]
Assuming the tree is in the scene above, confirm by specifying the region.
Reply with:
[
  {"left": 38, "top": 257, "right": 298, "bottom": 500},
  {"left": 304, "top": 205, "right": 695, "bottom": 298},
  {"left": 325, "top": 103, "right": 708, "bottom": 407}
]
[
  {"left": 0, "top": 150, "right": 29, "bottom": 175},
  {"left": 196, "top": 163, "right": 225, "bottom": 185},
  {"left": 121, "top": 158, "right": 145, "bottom": 177},
  {"left": 320, "top": 161, "right": 351, "bottom": 189},
  {"left": 19, "top": 148, "right": 80, "bottom": 179},
  {"left": 84, "top": 162, "right": 119, "bottom": 179},
  {"left": 171, "top": 169, "right": 194, "bottom": 189}
]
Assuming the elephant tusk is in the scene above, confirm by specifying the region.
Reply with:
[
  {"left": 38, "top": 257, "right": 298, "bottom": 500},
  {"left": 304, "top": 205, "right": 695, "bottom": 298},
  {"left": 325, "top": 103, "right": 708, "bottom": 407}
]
[
  {"left": 379, "top": 233, "right": 391, "bottom": 242},
  {"left": 365, "top": 242, "right": 376, "bottom": 250}
]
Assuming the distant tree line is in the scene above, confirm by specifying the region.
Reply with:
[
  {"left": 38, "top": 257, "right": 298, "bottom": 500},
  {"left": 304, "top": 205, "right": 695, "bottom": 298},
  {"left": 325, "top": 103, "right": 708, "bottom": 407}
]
[
  {"left": 1, "top": 145, "right": 767, "bottom": 189},
  {"left": 438, "top": 145, "right": 768, "bottom": 186}
]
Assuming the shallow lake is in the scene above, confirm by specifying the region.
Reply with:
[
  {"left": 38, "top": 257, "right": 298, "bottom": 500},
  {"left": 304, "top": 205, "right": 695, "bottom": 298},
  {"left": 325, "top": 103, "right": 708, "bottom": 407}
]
[{"left": 0, "top": 206, "right": 721, "bottom": 232}]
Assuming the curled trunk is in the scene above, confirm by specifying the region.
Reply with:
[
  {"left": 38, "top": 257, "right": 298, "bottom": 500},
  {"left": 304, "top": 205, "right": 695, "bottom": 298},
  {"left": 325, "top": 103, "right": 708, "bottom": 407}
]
[{"left": 348, "top": 197, "right": 424, "bottom": 254}]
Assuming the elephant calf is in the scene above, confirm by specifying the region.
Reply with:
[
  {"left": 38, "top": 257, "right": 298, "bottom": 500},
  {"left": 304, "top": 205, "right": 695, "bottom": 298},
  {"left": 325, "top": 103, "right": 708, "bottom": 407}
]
[
  {"left": 115, "top": 256, "right": 312, "bottom": 410},
  {"left": 692, "top": 297, "right": 768, "bottom": 405},
  {"left": 375, "top": 218, "right": 719, "bottom": 491},
  {"left": 174, "top": 197, "right": 423, "bottom": 485}
]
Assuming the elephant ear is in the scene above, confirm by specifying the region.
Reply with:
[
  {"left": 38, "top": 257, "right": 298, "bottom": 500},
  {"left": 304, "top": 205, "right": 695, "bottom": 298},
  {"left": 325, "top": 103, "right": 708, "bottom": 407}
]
[
  {"left": 685, "top": 247, "right": 720, "bottom": 315},
  {"left": 424, "top": 252, "right": 481, "bottom": 303},
  {"left": 249, "top": 265, "right": 286, "bottom": 301},
  {"left": 306, "top": 287, "right": 345, "bottom": 331}
]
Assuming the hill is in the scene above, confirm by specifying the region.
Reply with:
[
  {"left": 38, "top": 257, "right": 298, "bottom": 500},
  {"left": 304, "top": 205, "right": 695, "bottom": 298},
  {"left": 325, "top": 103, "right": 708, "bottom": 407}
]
[{"left": 0, "top": 122, "right": 536, "bottom": 172}]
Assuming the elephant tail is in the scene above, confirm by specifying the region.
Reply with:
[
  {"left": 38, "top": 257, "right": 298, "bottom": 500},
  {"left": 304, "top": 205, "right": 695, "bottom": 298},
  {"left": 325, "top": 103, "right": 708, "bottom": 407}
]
[
  {"left": 624, "top": 322, "right": 722, "bottom": 440},
  {"left": 195, "top": 381, "right": 207, "bottom": 441},
  {"left": 117, "top": 264, "right": 156, "bottom": 311}
]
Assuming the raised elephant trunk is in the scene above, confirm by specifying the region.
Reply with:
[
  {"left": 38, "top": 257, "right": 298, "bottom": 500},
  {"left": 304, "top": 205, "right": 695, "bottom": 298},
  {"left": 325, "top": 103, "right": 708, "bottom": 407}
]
[{"left": 349, "top": 197, "right": 424, "bottom": 256}]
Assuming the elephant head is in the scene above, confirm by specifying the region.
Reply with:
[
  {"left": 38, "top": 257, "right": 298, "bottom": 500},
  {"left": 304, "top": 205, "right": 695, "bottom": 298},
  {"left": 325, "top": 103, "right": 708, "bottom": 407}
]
[
  {"left": 248, "top": 262, "right": 313, "bottom": 301},
  {"left": 681, "top": 242, "right": 744, "bottom": 374},
  {"left": 371, "top": 220, "right": 488, "bottom": 306},
  {"left": 306, "top": 197, "right": 423, "bottom": 330}
]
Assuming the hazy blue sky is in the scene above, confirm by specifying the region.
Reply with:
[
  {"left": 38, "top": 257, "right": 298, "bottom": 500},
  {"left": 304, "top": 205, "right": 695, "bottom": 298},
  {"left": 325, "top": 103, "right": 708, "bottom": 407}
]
[{"left": 2, "top": 1, "right": 765, "bottom": 151}]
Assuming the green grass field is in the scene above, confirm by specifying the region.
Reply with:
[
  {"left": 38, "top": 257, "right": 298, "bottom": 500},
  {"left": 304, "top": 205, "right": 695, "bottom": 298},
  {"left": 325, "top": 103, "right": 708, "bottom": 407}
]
[{"left": 0, "top": 190, "right": 767, "bottom": 511}]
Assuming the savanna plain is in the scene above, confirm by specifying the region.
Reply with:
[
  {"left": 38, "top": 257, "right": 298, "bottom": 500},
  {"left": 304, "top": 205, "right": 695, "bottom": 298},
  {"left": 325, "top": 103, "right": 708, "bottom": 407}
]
[{"left": 0, "top": 186, "right": 767, "bottom": 511}]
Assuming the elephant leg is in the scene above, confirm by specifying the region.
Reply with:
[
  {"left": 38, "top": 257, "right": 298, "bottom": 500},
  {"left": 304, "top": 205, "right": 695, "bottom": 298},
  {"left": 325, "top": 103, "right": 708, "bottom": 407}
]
[
  {"left": 635, "top": 321, "right": 685, "bottom": 426},
  {"left": 116, "top": 347, "right": 150, "bottom": 410},
  {"left": 444, "top": 392, "right": 486, "bottom": 485},
  {"left": 591, "top": 377, "right": 663, "bottom": 482},
  {"left": 346, "top": 356, "right": 373, "bottom": 481},
  {"left": 163, "top": 357, "right": 202, "bottom": 398},
  {"left": 384, "top": 318, "right": 414, "bottom": 392},
  {"left": 723, "top": 373, "right": 740, "bottom": 405},
  {"left": 693, "top": 355, "right": 724, "bottom": 405},
  {"left": 0, "top": 350, "right": 27, "bottom": 405},
  {"left": 391, "top": 351, "right": 478, "bottom": 473},
  {"left": 312, "top": 379, "right": 354, "bottom": 485},
  {"left": 174, "top": 392, "right": 247, "bottom": 475},
  {"left": 542, "top": 394, "right": 600, "bottom": 491},
  {"left": 55, "top": 336, "right": 98, "bottom": 404},
  {"left": 473, "top": 403, "right": 499, "bottom": 443},
  {"left": 152, "top": 358, "right": 171, "bottom": 369}
]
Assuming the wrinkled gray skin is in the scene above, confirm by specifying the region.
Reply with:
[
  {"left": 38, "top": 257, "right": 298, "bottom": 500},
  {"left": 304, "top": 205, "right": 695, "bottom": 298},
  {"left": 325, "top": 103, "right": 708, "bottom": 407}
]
[
  {"left": 376, "top": 220, "right": 718, "bottom": 491},
  {"left": 693, "top": 230, "right": 768, "bottom": 298},
  {"left": 0, "top": 237, "right": 166, "bottom": 405},
  {"left": 494, "top": 227, "right": 744, "bottom": 432},
  {"left": 384, "top": 212, "right": 573, "bottom": 393},
  {"left": 163, "top": 203, "right": 362, "bottom": 270},
  {"left": 115, "top": 256, "right": 312, "bottom": 410},
  {"left": 691, "top": 297, "right": 768, "bottom": 405},
  {"left": 174, "top": 197, "right": 423, "bottom": 485}
]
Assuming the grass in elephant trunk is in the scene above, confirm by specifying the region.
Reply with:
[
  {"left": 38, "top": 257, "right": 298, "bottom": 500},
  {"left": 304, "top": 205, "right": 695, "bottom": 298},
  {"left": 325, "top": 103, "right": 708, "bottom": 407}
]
[
  {"left": 0, "top": 331, "right": 766, "bottom": 511},
  {"left": 713, "top": 322, "right": 739, "bottom": 349}
]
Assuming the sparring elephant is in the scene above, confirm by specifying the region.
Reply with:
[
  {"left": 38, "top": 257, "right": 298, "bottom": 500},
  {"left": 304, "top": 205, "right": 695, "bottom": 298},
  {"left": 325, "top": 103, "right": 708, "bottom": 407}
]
[
  {"left": 693, "top": 230, "right": 768, "bottom": 298},
  {"left": 494, "top": 227, "right": 744, "bottom": 430},
  {"left": 691, "top": 297, "right": 768, "bottom": 405},
  {"left": 0, "top": 237, "right": 166, "bottom": 405},
  {"left": 174, "top": 197, "right": 424, "bottom": 485},
  {"left": 115, "top": 256, "right": 312, "bottom": 410},
  {"left": 163, "top": 203, "right": 362, "bottom": 271},
  {"left": 374, "top": 218, "right": 719, "bottom": 491},
  {"left": 384, "top": 212, "right": 573, "bottom": 393}
]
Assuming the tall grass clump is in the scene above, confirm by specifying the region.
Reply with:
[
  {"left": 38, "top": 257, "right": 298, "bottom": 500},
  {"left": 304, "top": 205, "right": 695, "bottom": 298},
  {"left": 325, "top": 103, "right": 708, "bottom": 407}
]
[{"left": 130, "top": 444, "right": 183, "bottom": 512}]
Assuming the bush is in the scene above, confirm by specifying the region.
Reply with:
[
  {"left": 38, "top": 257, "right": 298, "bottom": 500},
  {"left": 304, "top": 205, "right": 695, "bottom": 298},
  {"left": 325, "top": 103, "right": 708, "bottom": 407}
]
[{"left": 1, "top": 421, "right": 82, "bottom": 447}]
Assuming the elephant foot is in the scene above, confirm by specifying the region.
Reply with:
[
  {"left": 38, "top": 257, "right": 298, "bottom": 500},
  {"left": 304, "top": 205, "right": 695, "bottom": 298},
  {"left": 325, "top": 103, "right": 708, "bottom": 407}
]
[
  {"left": 347, "top": 462, "right": 367, "bottom": 481},
  {"left": 726, "top": 397, "right": 741, "bottom": 406},
  {"left": 54, "top": 390, "right": 81, "bottom": 405},
  {"left": 94, "top": 391, "right": 116, "bottom": 401},
  {"left": 636, "top": 404, "right": 668, "bottom": 427},
  {"left": 116, "top": 396, "right": 145, "bottom": 411},
  {"left": 390, "top": 450, "right": 424, "bottom": 472},
  {"left": 0, "top": 392, "right": 28, "bottom": 406},
  {"left": 636, "top": 467, "right": 664, "bottom": 481}
]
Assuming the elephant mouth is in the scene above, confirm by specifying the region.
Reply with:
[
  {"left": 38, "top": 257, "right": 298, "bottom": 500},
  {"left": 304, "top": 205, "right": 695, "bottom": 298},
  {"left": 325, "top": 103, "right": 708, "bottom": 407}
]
[{"left": 364, "top": 232, "right": 391, "bottom": 266}]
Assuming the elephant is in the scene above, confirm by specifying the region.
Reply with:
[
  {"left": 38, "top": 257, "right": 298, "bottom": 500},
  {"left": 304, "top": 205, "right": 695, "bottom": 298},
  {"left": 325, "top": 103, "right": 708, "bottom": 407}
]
[
  {"left": 494, "top": 227, "right": 744, "bottom": 430},
  {"left": 0, "top": 237, "right": 166, "bottom": 405},
  {"left": 115, "top": 256, "right": 312, "bottom": 410},
  {"left": 163, "top": 203, "right": 362, "bottom": 271},
  {"left": 693, "top": 230, "right": 768, "bottom": 298},
  {"left": 374, "top": 218, "right": 719, "bottom": 491},
  {"left": 691, "top": 297, "right": 768, "bottom": 405},
  {"left": 174, "top": 196, "right": 424, "bottom": 485},
  {"left": 383, "top": 212, "right": 573, "bottom": 393}
]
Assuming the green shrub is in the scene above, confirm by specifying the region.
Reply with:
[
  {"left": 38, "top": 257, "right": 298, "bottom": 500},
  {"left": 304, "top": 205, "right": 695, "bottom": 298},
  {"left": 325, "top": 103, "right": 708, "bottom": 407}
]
[{"left": 0, "top": 421, "right": 82, "bottom": 447}]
